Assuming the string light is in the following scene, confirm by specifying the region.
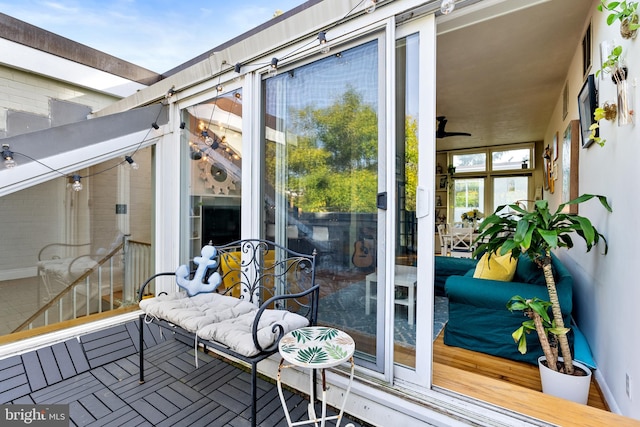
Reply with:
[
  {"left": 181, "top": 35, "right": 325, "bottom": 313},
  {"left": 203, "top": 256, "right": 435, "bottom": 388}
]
[
  {"left": 318, "top": 31, "right": 330, "bottom": 54},
  {"left": 152, "top": 122, "right": 160, "bottom": 130},
  {"left": 2, "top": 144, "right": 16, "bottom": 169},
  {"left": 441, "top": 0, "right": 456, "bottom": 15},
  {"left": 364, "top": 0, "right": 376, "bottom": 13},
  {"left": 269, "top": 58, "right": 279, "bottom": 76},
  {"left": 125, "top": 156, "right": 139, "bottom": 170},
  {"left": 234, "top": 63, "right": 242, "bottom": 73},
  {"left": 71, "top": 174, "right": 83, "bottom": 192}
]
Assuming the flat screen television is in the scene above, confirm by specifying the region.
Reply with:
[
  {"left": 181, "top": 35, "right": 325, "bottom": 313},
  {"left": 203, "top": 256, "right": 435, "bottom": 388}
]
[{"left": 202, "top": 205, "right": 240, "bottom": 246}]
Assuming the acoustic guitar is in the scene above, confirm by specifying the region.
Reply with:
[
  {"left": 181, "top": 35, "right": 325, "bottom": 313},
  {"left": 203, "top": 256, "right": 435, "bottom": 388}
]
[{"left": 352, "top": 238, "right": 375, "bottom": 268}]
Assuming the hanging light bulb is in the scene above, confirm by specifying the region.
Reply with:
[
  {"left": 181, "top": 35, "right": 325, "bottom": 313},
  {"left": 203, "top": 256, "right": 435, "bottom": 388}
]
[
  {"left": 269, "top": 58, "right": 278, "bottom": 76},
  {"left": 2, "top": 144, "right": 16, "bottom": 169},
  {"left": 363, "top": 0, "right": 376, "bottom": 14},
  {"left": 125, "top": 156, "right": 139, "bottom": 170},
  {"left": 440, "top": 0, "right": 456, "bottom": 15},
  {"left": 318, "top": 31, "right": 330, "bottom": 54},
  {"left": 71, "top": 174, "right": 83, "bottom": 192},
  {"left": 216, "top": 84, "right": 223, "bottom": 92}
]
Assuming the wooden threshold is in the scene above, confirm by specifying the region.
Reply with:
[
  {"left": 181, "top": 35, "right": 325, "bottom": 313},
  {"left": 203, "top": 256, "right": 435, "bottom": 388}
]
[
  {"left": 433, "top": 332, "right": 640, "bottom": 426},
  {"left": 433, "top": 362, "right": 638, "bottom": 426}
]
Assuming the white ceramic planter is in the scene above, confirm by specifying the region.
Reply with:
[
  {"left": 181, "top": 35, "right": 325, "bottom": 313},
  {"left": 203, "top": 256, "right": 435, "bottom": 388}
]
[{"left": 538, "top": 356, "right": 592, "bottom": 405}]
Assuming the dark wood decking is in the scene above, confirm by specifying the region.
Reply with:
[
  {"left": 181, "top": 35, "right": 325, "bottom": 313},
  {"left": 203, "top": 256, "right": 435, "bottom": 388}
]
[{"left": 0, "top": 321, "right": 366, "bottom": 427}]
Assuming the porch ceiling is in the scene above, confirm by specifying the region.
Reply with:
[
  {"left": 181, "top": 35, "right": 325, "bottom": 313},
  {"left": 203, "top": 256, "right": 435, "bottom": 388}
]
[{"left": 435, "top": 0, "right": 593, "bottom": 151}]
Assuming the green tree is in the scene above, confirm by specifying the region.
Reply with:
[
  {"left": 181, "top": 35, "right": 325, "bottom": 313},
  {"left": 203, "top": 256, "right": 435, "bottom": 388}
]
[{"left": 269, "top": 88, "right": 378, "bottom": 213}]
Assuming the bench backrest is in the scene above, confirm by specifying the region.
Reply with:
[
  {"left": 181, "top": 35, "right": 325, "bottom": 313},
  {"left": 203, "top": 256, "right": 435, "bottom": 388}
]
[{"left": 214, "top": 239, "right": 318, "bottom": 323}]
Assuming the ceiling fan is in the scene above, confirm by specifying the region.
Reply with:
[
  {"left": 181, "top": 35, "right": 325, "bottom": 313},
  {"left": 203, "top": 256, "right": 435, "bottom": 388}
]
[{"left": 436, "top": 116, "right": 471, "bottom": 138}]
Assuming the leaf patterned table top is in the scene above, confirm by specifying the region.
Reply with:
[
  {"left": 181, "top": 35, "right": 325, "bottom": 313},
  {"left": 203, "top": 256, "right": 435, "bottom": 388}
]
[{"left": 279, "top": 326, "right": 355, "bottom": 369}]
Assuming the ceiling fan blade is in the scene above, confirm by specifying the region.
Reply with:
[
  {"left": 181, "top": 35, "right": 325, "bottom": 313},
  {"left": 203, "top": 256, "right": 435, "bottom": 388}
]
[{"left": 435, "top": 116, "right": 471, "bottom": 138}]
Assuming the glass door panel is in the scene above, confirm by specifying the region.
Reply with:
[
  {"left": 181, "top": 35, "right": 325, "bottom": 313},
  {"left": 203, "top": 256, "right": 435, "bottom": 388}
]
[
  {"left": 263, "top": 40, "right": 383, "bottom": 370},
  {"left": 181, "top": 89, "right": 243, "bottom": 265},
  {"left": 394, "top": 33, "right": 419, "bottom": 368}
]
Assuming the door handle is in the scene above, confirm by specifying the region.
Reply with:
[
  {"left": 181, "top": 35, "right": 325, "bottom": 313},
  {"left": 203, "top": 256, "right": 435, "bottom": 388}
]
[
  {"left": 377, "top": 192, "right": 387, "bottom": 210},
  {"left": 416, "top": 186, "right": 430, "bottom": 218}
]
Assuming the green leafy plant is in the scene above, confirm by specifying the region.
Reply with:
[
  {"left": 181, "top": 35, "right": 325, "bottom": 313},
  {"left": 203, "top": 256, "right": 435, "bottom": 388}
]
[
  {"left": 598, "top": 1, "right": 640, "bottom": 24},
  {"left": 588, "top": 123, "right": 606, "bottom": 147},
  {"left": 475, "top": 195, "right": 611, "bottom": 374},
  {"left": 589, "top": 103, "right": 617, "bottom": 147},
  {"left": 598, "top": 1, "right": 640, "bottom": 37},
  {"left": 596, "top": 45, "right": 624, "bottom": 79}
]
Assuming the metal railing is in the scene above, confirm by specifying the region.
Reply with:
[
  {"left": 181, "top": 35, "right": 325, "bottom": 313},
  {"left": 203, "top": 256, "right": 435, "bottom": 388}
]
[{"left": 13, "top": 239, "right": 152, "bottom": 333}]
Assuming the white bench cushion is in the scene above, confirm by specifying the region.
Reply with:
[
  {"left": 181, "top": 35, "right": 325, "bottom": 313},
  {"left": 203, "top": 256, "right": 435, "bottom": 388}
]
[
  {"left": 197, "top": 309, "right": 309, "bottom": 357},
  {"left": 139, "top": 292, "right": 309, "bottom": 356},
  {"left": 139, "top": 292, "right": 257, "bottom": 333}
]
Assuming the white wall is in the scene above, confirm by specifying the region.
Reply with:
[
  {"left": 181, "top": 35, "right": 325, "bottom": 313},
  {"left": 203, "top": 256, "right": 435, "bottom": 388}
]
[
  {"left": 0, "top": 65, "right": 118, "bottom": 127},
  {"left": 543, "top": 1, "right": 640, "bottom": 418}
]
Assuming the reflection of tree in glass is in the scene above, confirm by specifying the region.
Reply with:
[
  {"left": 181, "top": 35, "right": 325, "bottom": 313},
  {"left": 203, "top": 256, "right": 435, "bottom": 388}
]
[
  {"left": 404, "top": 117, "right": 418, "bottom": 212},
  {"left": 268, "top": 89, "right": 378, "bottom": 213}
]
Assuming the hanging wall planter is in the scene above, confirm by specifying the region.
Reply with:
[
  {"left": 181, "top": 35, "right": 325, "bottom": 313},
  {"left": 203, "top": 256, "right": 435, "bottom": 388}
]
[
  {"left": 598, "top": 1, "right": 640, "bottom": 39},
  {"left": 621, "top": 14, "right": 639, "bottom": 38}
]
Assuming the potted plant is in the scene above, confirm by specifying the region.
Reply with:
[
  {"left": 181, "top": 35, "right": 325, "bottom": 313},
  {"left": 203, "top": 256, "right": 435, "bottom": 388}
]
[
  {"left": 598, "top": 1, "right": 640, "bottom": 39},
  {"left": 474, "top": 195, "right": 611, "bottom": 403}
]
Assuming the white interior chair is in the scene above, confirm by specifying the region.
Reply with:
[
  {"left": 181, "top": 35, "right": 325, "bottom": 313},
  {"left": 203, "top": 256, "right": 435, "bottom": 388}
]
[
  {"left": 437, "top": 224, "right": 451, "bottom": 256},
  {"left": 449, "top": 227, "right": 474, "bottom": 258}
]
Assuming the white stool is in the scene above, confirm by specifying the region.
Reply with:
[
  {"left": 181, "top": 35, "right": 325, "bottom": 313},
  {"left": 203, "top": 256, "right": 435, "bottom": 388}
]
[{"left": 277, "top": 326, "right": 355, "bottom": 427}]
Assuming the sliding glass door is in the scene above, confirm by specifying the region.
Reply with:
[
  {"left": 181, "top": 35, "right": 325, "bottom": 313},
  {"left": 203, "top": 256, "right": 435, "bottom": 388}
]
[
  {"left": 393, "top": 14, "right": 437, "bottom": 386},
  {"left": 262, "top": 39, "right": 386, "bottom": 371}
]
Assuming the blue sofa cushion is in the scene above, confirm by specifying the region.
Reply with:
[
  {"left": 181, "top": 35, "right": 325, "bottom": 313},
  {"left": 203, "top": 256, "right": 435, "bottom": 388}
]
[
  {"left": 434, "top": 256, "right": 478, "bottom": 294},
  {"left": 514, "top": 255, "right": 546, "bottom": 286}
]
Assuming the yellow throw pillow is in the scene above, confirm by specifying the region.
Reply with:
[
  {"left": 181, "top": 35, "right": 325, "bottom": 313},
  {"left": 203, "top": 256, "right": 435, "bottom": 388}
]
[{"left": 473, "top": 251, "right": 518, "bottom": 281}]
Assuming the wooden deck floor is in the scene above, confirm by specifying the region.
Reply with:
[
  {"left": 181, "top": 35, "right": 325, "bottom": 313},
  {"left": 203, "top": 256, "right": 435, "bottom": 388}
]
[
  {"left": 0, "top": 321, "right": 366, "bottom": 427},
  {"left": 2, "top": 315, "right": 640, "bottom": 426}
]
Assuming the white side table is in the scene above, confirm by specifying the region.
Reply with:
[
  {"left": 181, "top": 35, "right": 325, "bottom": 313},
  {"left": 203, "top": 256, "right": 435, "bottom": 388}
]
[
  {"left": 365, "top": 267, "right": 418, "bottom": 324},
  {"left": 277, "top": 326, "right": 355, "bottom": 427}
]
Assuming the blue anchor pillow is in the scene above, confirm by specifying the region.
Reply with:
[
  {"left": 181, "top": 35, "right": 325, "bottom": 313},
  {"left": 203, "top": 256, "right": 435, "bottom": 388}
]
[{"left": 176, "top": 245, "right": 222, "bottom": 296}]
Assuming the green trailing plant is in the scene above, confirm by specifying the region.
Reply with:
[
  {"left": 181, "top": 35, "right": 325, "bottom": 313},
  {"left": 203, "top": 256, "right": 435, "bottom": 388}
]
[
  {"left": 474, "top": 195, "right": 611, "bottom": 374},
  {"left": 598, "top": 0, "right": 640, "bottom": 31},
  {"left": 596, "top": 45, "right": 624, "bottom": 80},
  {"left": 589, "top": 103, "right": 617, "bottom": 147},
  {"left": 588, "top": 122, "right": 606, "bottom": 147}
]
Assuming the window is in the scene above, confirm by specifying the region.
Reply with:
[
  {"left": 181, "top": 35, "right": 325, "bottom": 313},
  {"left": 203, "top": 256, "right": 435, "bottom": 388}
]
[
  {"left": 493, "top": 176, "right": 529, "bottom": 213},
  {"left": 453, "top": 178, "right": 485, "bottom": 222},
  {"left": 447, "top": 144, "right": 533, "bottom": 221},
  {"left": 0, "top": 150, "right": 154, "bottom": 337},
  {"left": 452, "top": 152, "right": 486, "bottom": 173},
  {"left": 491, "top": 148, "right": 531, "bottom": 171}
]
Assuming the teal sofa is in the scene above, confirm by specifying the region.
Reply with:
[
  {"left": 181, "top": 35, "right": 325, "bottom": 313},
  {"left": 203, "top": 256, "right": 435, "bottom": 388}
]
[{"left": 443, "top": 254, "right": 573, "bottom": 365}]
